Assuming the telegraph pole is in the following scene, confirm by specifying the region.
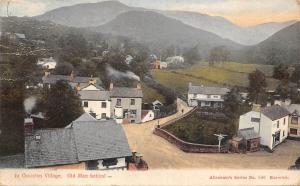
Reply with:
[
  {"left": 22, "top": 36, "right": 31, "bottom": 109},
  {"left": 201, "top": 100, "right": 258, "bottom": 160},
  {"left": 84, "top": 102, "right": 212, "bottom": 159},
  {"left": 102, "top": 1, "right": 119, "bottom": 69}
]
[{"left": 214, "top": 133, "right": 227, "bottom": 152}]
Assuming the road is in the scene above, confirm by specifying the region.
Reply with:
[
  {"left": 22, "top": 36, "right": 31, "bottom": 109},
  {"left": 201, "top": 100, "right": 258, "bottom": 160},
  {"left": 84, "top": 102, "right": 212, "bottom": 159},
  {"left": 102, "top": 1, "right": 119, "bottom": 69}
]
[{"left": 123, "top": 99, "right": 300, "bottom": 169}]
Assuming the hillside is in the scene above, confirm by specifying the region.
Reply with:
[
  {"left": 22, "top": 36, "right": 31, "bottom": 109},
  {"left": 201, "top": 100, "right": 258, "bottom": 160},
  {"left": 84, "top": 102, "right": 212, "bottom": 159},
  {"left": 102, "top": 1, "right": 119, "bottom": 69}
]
[
  {"left": 35, "top": 1, "right": 136, "bottom": 27},
  {"left": 161, "top": 10, "right": 296, "bottom": 45},
  {"left": 34, "top": 1, "right": 296, "bottom": 46},
  {"left": 240, "top": 21, "right": 300, "bottom": 64},
  {"left": 93, "top": 11, "right": 243, "bottom": 56},
  {"left": 151, "top": 62, "right": 279, "bottom": 95}
]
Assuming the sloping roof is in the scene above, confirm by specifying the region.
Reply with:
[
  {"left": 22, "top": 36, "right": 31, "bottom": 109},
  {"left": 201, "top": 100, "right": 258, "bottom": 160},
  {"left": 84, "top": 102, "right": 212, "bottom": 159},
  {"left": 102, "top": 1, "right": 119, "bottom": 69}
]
[
  {"left": 111, "top": 87, "right": 143, "bottom": 98},
  {"left": 261, "top": 105, "right": 290, "bottom": 121},
  {"left": 238, "top": 127, "right": 260, "bottom": 140},
  {"left": 0, "top": 154, "right": 24, "bottom": 168},
  {"left": 141, "top": 110, "right": 150, "bottom": 121},
  {"left": 74, "top": 113, "right": 97, "bottom": 122},
  {"left": 284, "top": 104, "right": 300, "bottom": 115},
  {"left": 42, "top": 75, "right": 102, "bottom": 85},
  {"left": 25, "top": 114, "right": 132, "bottom": 168},
  {"left": 72, "top": 120, "right": 132, "bottom": 161},
  {"left": 188, "top": 84, "right": 229, "bottom": 95},
  {"left": 78, "top": 90, "right": 110, "bottom": 100},
  {"left": 25, "top": 128, "right": 78, "bottom": 168}
]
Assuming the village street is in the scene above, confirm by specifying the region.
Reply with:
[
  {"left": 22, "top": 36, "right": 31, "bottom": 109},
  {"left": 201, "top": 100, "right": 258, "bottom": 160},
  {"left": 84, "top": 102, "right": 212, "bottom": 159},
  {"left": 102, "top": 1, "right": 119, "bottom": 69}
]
[{"left": 123, "top": 99, "right": 300, "bottom": 169}]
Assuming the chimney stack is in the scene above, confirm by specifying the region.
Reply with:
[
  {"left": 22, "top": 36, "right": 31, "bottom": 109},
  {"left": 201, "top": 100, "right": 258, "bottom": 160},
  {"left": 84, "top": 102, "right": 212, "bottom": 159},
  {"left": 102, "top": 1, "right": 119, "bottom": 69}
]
[
  {"left": 24, "top": 118, "right": 34, "bottom": 136},
  {"left": 109, "top": 82, "right": 114, "bottom": 91},
  {"left": 136, "top": 82, "right": 142, "bottom": 90},
  {"left": 69, "top": 71, "right": 75, "bottom": 81},
  {"left": 252, "top": 104, "right": 261, "bottom": 112}
]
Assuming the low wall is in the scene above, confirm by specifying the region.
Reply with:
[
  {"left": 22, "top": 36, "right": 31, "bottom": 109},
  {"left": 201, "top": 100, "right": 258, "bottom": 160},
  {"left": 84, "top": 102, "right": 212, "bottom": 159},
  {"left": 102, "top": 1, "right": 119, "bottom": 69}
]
[{"left": 153, "top": 127, "right": 227, "bottom": 153}]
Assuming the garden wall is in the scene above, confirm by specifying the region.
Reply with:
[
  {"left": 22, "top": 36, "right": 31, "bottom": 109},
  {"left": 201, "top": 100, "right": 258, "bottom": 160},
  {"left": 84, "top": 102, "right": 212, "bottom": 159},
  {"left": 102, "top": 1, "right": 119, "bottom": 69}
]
[{"left": 153, "top": 127, "right": 228, "bottom": 153}]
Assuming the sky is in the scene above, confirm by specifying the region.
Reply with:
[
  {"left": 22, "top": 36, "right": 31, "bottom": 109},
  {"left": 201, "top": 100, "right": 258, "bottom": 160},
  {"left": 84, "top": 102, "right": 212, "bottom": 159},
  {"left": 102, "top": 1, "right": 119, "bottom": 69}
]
[{"left": 0, "top": 0, "right": 299, "bottom": 26}]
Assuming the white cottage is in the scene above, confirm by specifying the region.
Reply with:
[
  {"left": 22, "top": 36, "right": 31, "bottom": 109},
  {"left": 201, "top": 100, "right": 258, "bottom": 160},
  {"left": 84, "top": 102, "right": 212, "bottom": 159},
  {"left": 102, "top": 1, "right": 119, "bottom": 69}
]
[
  {"left": 239, "top": 105, "right": 290, "bottom": 150},
  {"left": 78, "top": 85, "right": 111, "bottom": 120},
  {"left": 187, "top": 83, "right": 229, "bottom": 108}
]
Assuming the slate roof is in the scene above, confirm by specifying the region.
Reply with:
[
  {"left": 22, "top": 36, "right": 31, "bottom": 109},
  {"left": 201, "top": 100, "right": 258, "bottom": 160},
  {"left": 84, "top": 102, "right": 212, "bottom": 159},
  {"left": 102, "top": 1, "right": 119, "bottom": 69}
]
[
  {"left": 238, "top": 127, "right": 260, "bottom": 140},
  {"left": 188, "top": 84, "right": 229, "bottom": 95},
  {"left": 25, "top": 128, "right": 78, "bottom": 168},
  {"left": 25, "top": 115, "right": 132, "bottom": 168},
  {"left": 42, "top": 75, "right": 102, "bottom": 85},
  {"left": 72, "top": 120, "right": 132, "bottom": 161},
  {"left": 0, "top": 154, "right": 25, "bottom": 168},
  {"left": 284, "top": 104, "right": 300, "bottom": 116},
  {"left": 261, "top": 105, "right": 290, "bottom": 121},
  {"left": 78, "top": 90, "right": 110, "bottom": 100},
  {"left": 110, "top": 87, "right": 143, "bottom": 98}
]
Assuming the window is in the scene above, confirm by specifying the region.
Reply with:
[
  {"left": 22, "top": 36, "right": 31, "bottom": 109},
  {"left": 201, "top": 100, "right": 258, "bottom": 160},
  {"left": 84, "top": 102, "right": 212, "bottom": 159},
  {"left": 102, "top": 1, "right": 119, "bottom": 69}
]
[
  {"left": 283, "top": 118, "right": 286, "bottom": 125},
  {"left": 130, "top": 110, "right": 137, "bottom": 115},
  {"left": 193, "top": 94, "right": 197, "bottom": 98},
  {"left": 208, "top": 95, "right": 211, "bottom": 98},
  {"left": 131, "top": 120, "right": 135, "bottom": 123},
  {"left": 277, "top": 121, "right": 279, "bottom": 128},
  {"left": 283, "top": 130, "right": 285, "bottom": 137},
  {"left": 101, "top": 113, "right": 106, "bottom": 119},
  {"left": 101, "top": 102, "right": 107, "bottom": 108},
  {"left": 116, "top": 99, "right": 121, "bottom": 106},
  {"left": 251, "top": 117, "right": 260, "bottom": 122},
  {"left": 205, "top": 101, "right": 210, "bottom": 106},
  {"left": 213, "top": 95, "right": 219, "bottom": 98},
  {"left": 291, "top": 116, "right": 298, "bottom": 124},
  {"left": 130, "top": 99, "right": 135, "bottom": 105},
  {"left": 83, "top": 101, "right": 88, "bottom": 107},
  {"left": 102, "top": 158, "right": 118, "bottom": 167},
  {"left": 290, "top": 128, "right": 298, "bottom": 135}
]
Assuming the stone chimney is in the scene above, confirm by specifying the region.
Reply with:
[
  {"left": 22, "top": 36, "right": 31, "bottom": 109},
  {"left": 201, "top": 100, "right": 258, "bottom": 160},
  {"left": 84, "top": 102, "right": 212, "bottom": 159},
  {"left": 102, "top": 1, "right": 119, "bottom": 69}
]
[
  {"left": 136, "top": 82, "right": 142, "bottom": 90},
  {"left": 109, "top": 82, "right": 114, "bottom": 91},
  {"left": 252, "top": 104, "right": 261, "bottom": 112},
  {"left": 24, "top": 118, "right": 34, "bottom": 136},
  {"left": 69, "top": 71, "right": 75, "bottom": 81},
  {"left": 44, "top": 71, "right": 50, "bottom": 77}
]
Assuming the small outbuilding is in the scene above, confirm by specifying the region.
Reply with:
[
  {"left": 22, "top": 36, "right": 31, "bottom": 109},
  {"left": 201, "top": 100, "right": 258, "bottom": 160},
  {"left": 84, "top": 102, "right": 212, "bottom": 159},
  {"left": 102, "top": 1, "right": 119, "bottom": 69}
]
[{"left": 237, "top": 127, "right": 260, "bottom": 152}]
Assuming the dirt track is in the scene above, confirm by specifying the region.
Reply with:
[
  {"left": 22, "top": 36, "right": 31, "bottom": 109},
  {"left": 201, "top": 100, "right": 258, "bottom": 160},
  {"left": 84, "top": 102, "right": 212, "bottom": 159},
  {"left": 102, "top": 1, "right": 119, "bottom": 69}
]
[{"left": 123, "top": 99, "right": 300, "bottom": 169}]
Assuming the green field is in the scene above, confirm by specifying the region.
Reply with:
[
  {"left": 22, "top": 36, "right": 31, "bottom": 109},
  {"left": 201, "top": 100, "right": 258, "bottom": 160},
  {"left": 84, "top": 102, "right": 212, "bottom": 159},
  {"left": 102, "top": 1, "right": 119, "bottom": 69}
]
[
  {"left": 142, "top": 82, "right": 166, "bottom": 104},
  {"left": 151, "top": 62, "right": 279, "bottom": 95}
]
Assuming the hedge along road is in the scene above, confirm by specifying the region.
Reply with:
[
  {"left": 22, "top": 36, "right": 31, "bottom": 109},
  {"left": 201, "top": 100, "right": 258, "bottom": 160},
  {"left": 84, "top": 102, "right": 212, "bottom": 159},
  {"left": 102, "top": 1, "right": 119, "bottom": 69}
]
[{"left": 122, "top": 98, "right": 300, "bottom": 169}]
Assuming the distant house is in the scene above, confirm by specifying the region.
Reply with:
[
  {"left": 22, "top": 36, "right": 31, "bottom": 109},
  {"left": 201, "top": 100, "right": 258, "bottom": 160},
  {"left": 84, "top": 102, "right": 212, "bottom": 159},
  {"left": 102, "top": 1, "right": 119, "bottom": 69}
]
[
  {"left": 110, "top": 83, "right": 143, "bottom": 124},
  {"left": 151, "top": 60, "right": 167, "bottom": 69},
  {"left": 284, "top": 104, "right": 300, "bottom": 138},
  {"left": 78, "top": 86, "right": 111, "bottom": 120},
  {"left": 239, "top": 105, "right": 290, "bottom": 150},
  {"left": 187, "top": 83, "right": 230, "bottom": 108},
  {"left": 37, "top": 57, "right": 57, "bottom": 70},
  {"left": 42, "top": 71, "right": 102, "bottom": 90},
  {"left": 141, "top": 110, "right": 155, "bottom": 123},
  {"left": 152, "top": 100, "right": 163, "bottom": 110},
  {"left": 24, "top": 114, "right": 132, "bottom": 170}
]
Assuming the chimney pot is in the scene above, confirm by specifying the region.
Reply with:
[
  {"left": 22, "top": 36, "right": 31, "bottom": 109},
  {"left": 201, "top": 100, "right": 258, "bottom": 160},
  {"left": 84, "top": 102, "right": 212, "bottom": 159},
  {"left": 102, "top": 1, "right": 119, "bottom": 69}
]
[
  {"left": 109, "top": 82, "right": 114, "bottom": 90},
  {"left": 24, "top": 118, "right": 34, "bottom": 136},
  {"left": 136, "top": 82, "right": 142, "bottom": 90}
]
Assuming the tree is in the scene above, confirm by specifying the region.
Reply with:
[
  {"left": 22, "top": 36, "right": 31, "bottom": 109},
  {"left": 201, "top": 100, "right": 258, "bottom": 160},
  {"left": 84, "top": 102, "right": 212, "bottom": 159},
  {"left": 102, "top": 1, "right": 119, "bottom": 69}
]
[
  {"left": 223, "top": 87, "right": 241, "bottom": 117},
  {"left": 248, "top": 69, "right": 267, "bottom": 104},
  {"left": 183, "top": 46, "right": 201, "bottom": 65},
  {"left": 42, "top": 80, "right": 83, "bottom": 128},
  {"left": 53, "top": 62, "right": 73, "bottom": 75},
  {"left": 209, "top": 46, "right": 231, "bottom": 66},
  {"left": 273, "top": 64, "right": 290, "bottom": 81},
  {"left": 291, "top": 65, "right": 300, "bottom": 84}
]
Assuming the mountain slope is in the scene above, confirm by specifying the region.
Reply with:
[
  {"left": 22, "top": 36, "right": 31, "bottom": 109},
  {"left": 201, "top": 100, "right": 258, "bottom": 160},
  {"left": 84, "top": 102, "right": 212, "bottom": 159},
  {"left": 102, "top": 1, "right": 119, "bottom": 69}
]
[
  {"left": 35, "top": 1, "right": 136, "bottom": 27},
  {"left": 240, "top": 22, "right": 300, "bottom": 64},
  {"left": 92, "top": 11, "right": 243, "bottom": 56},
  {"left": 35, "top": 1, "right": 296, "bottom": 46},
  {"left": 161, "top": 10, "right": 297, "bottom": 45}
]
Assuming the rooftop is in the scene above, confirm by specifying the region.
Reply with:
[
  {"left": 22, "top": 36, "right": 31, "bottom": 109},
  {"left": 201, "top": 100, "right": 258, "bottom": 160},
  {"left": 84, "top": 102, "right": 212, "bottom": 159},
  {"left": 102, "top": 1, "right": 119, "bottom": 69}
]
[
  {"left": 238, "top": 127, "right": 260, "bottom": 140},
  {"left": 284, "top": 104, "right": 300, "bottom": 115},
  {"left": 188, "top": 83, "right": 229, "bottom": 95},
  {"left": 111, "top": 87, "right": 143, "bottom": 98},
  {"left": 78, "top": 90, "right": 110, "bottom": 101},
  {"left": 261, "top": 105, "right": 290, "bottom": 121},
  {"left": 25, "top": 114, "right": 132, "bottom": 168}
]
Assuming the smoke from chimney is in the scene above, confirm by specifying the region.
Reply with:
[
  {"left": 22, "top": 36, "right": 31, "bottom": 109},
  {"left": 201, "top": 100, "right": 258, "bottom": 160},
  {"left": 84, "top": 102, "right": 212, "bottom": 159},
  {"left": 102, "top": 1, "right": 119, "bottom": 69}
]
[
  {"left": 24, "top": 96, "right": 37, "bottom": 114},
  {"left": 106, "top": 66, "right": 140, "bottom": 81}
]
